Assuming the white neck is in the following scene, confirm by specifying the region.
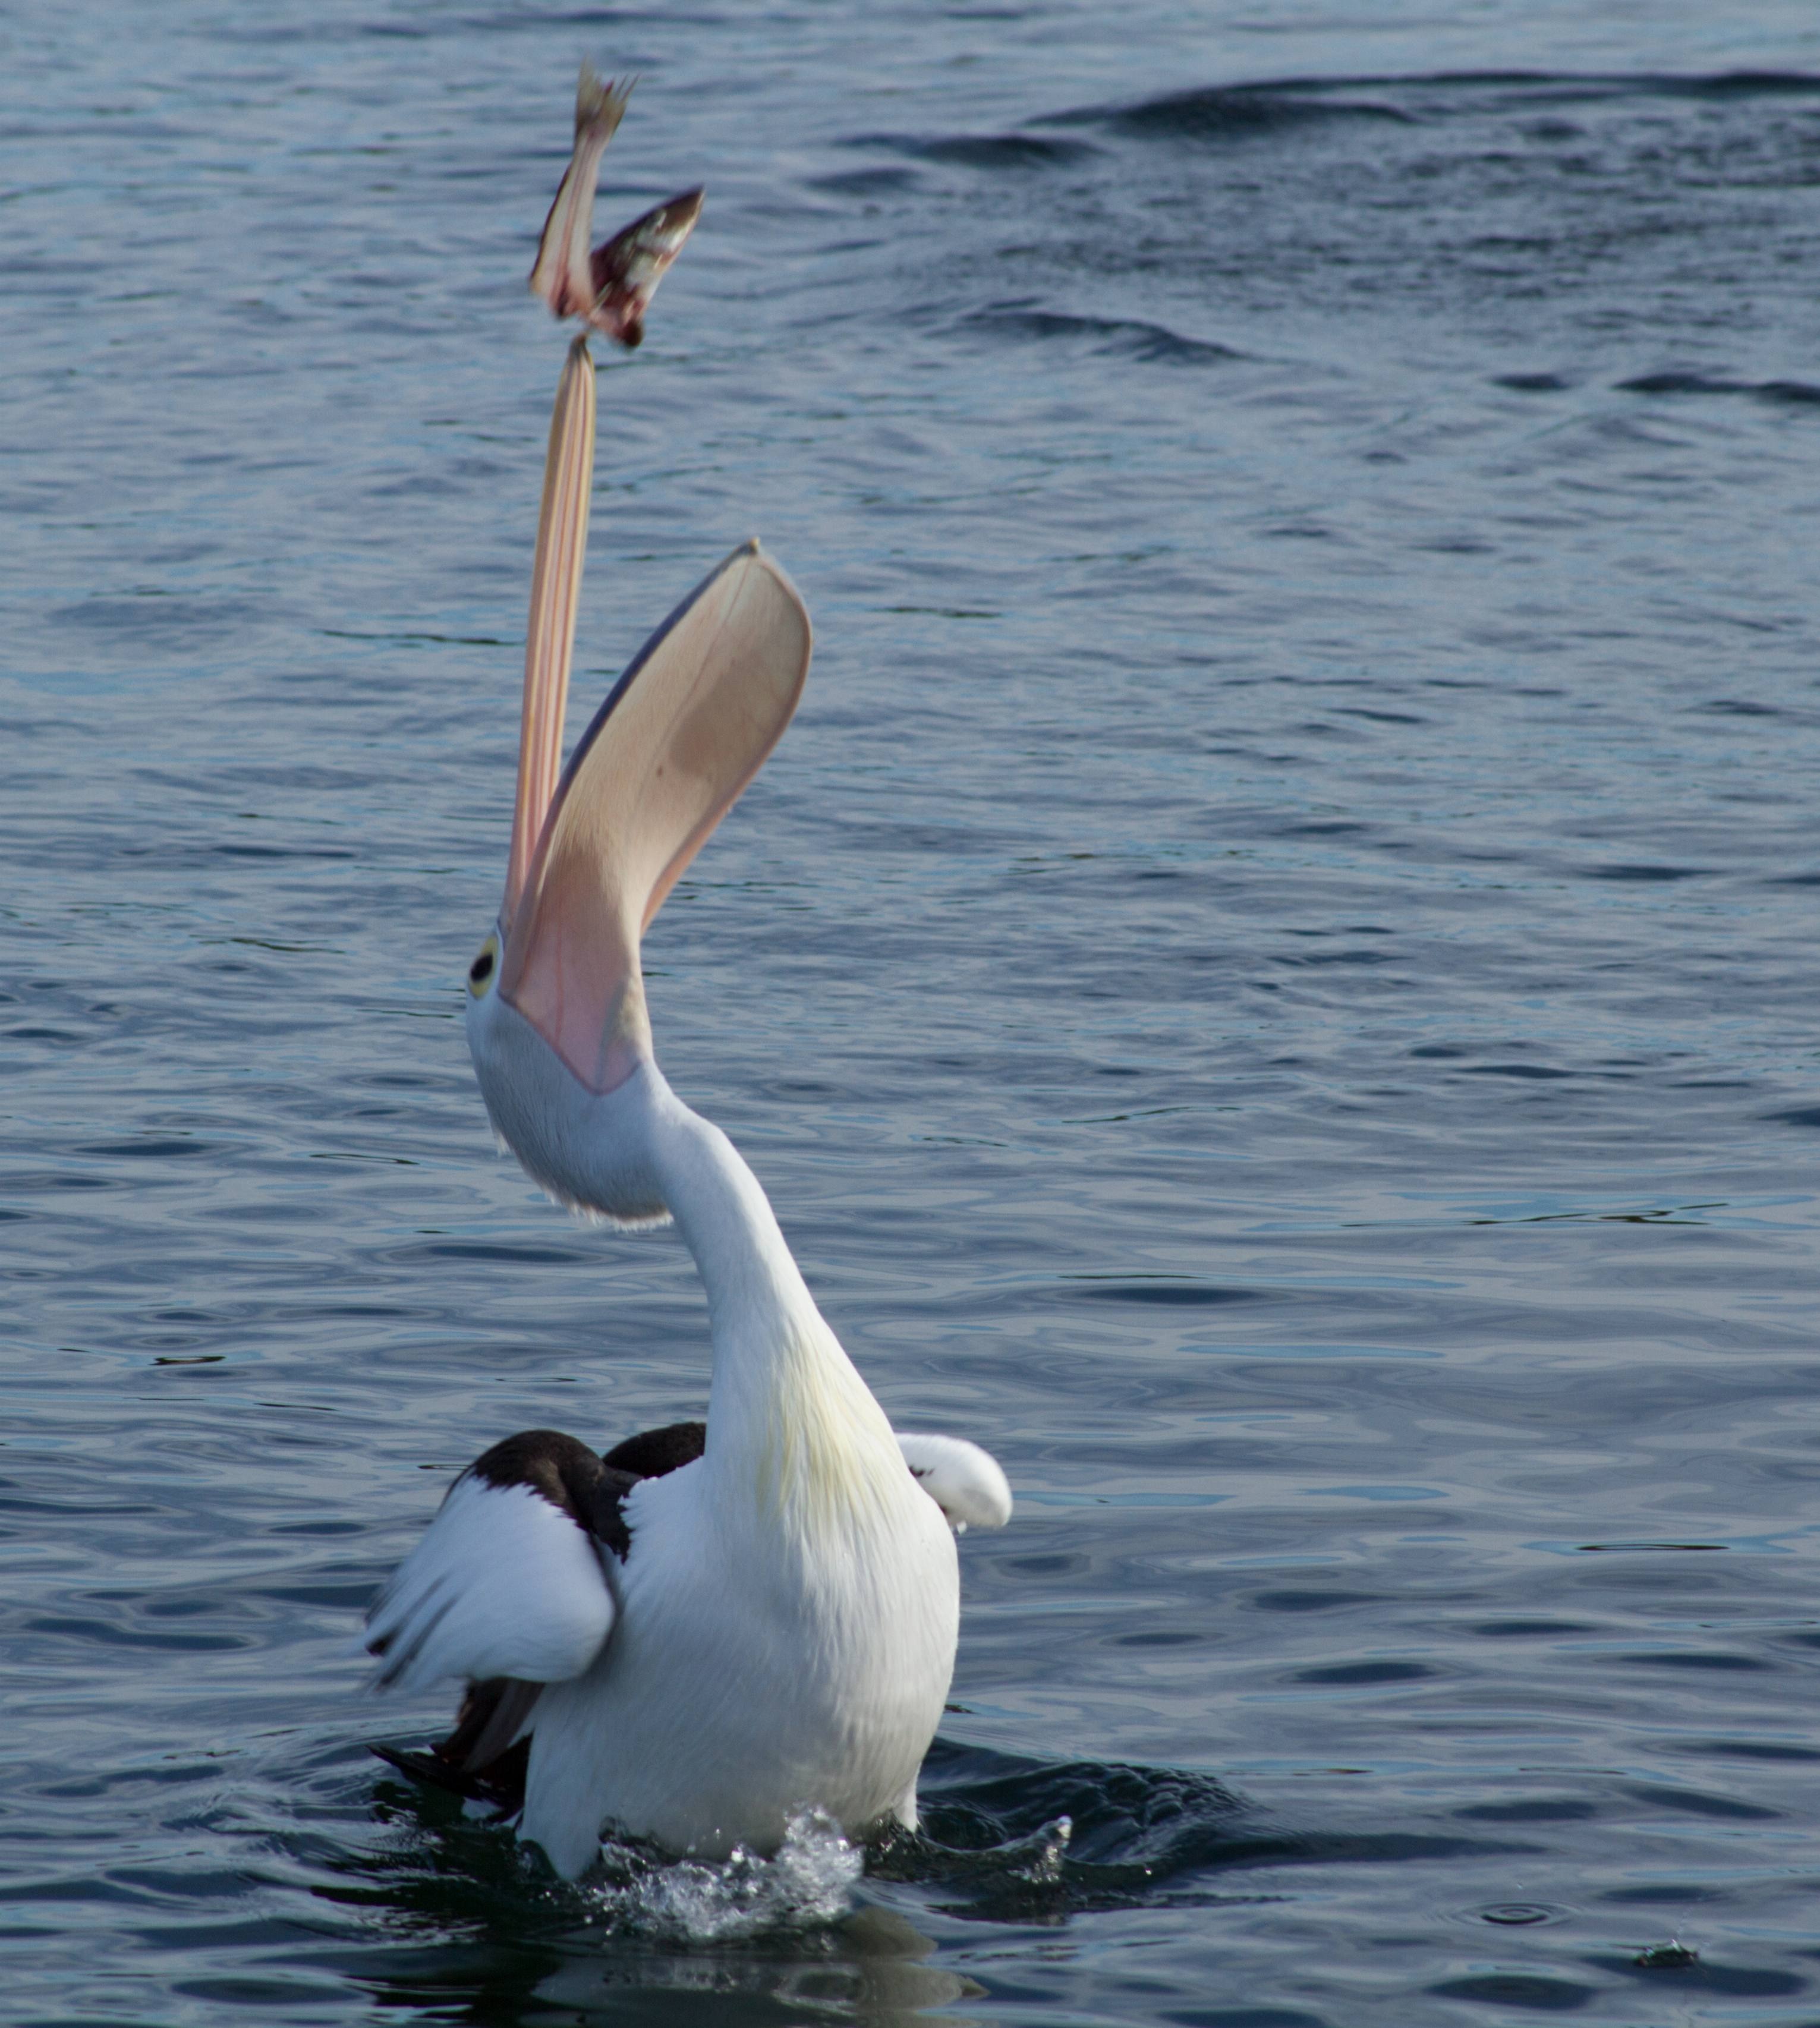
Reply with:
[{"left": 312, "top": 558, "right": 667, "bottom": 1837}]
[
  {"left": 638, "top": 1075, "right": 902, "bottom": 1525},
  {"left": 468, "top": 993, "right": 905, "bottom": 1526},
  {"left": 641, "top": 1082, "right": 816, "bottom": 1355}
]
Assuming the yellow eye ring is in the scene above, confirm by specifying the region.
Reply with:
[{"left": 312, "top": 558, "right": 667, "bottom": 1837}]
[{"left": 467, "top": 934, "right": 499, "bottom": 997}]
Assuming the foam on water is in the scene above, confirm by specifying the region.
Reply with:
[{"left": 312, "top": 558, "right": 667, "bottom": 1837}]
[{"left": 582, "top": 1809, "right": 865, "bottom": 1942}]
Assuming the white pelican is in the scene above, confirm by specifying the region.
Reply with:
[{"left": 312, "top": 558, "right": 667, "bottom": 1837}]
[{"left": 364, "top": 69, "right": 1010, "bottom": 1881}]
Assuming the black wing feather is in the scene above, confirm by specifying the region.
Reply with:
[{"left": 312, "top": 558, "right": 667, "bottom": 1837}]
[{"left": 602, "top": 1419, "right": 706, "bottom": 1479}]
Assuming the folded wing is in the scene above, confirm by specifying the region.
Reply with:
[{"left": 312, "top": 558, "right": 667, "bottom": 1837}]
[{"left": 896, "top": 1432, "right": 1013, "bottom": 1532}]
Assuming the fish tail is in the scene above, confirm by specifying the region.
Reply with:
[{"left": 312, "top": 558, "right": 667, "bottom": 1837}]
[{"left": 575, "top": 64, "right": 634, "bottom": 144}]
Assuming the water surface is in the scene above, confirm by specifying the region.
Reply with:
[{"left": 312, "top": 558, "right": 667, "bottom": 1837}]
[{"left": 5, "top": 2, "right": 1820, "bottom": 2022}]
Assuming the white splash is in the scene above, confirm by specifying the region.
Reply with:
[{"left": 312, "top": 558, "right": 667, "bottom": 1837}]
[{"left": 582, "top": 1808, "right": 864, "bottom": 1941}]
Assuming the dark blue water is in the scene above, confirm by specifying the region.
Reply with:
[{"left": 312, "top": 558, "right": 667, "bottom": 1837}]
[{"left": 6, "top": 2, "right": 1820, "bottom": 2020}]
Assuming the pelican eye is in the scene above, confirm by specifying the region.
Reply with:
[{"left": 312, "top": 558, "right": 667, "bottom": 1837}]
[{"left": 467, "top": 936, "right": 499, "bottom": 997}]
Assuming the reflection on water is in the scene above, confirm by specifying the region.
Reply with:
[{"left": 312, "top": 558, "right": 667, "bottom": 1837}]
[{"left": 497, "top": 1910, "right": 978, "bottom": 2028}]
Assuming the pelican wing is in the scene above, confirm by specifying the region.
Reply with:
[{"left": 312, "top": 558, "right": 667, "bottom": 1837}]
[
  {"left": 366, "top": 1431, "right": 631, "bottom": 1693},
  {"left": 500, "top": 540, "right": 811, "bottom": 1091},
  {"left": 897, "top": 1432, "right": 1013, "bottom": 1532}
]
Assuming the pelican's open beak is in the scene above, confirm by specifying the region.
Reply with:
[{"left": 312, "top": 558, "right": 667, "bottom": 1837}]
[
  {"left": 504, "top": 335, "right": 596, "bottom": 933},
  {"left": 495, "top": 348, "right": 811, "bottom": 1097}
]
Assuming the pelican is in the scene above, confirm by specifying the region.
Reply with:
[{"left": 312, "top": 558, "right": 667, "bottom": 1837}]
[{"left": 364, "top": 68, "right": 1010, "bottom": 1881}]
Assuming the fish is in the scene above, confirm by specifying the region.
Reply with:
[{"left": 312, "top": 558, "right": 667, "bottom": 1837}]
[{"left": 528, "top": 65, "right": 704, "bottom": 349}]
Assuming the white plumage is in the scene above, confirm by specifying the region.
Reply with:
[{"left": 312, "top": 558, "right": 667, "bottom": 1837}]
[
  {"left": 517, "top": 1399, "right": 962, "bottom": 1876},
  {"left": 367, "top": 1475, "right": 616, "bottom": 1693},
  {"left": 896, "top": 1434, "right": 1015, "bottom": 1533}
]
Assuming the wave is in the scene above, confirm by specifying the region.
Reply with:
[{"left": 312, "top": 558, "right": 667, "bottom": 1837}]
[
  {"left": 1072, "top": 83, "right": 1416, "bottom": 143},
  {"left": 965, "top": 303, "right": 1244, "bottom": 366},
  {"left": 852, "top": 130, "right": 1100, "bottom": 171},
  {"left": 1040, "top": 68, "right": 1820, "bottom": 144},
  {"left": 1620, "top": 371, "right": 1820, "bottom": 407},
  {"left": 876, "top": 1740, "right": 1530, "bottom": 1920}
]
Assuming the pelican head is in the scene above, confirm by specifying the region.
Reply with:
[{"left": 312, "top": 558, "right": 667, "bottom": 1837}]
[{"left": 465, "top": 336, "right": 811, "bottom": 1223}]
